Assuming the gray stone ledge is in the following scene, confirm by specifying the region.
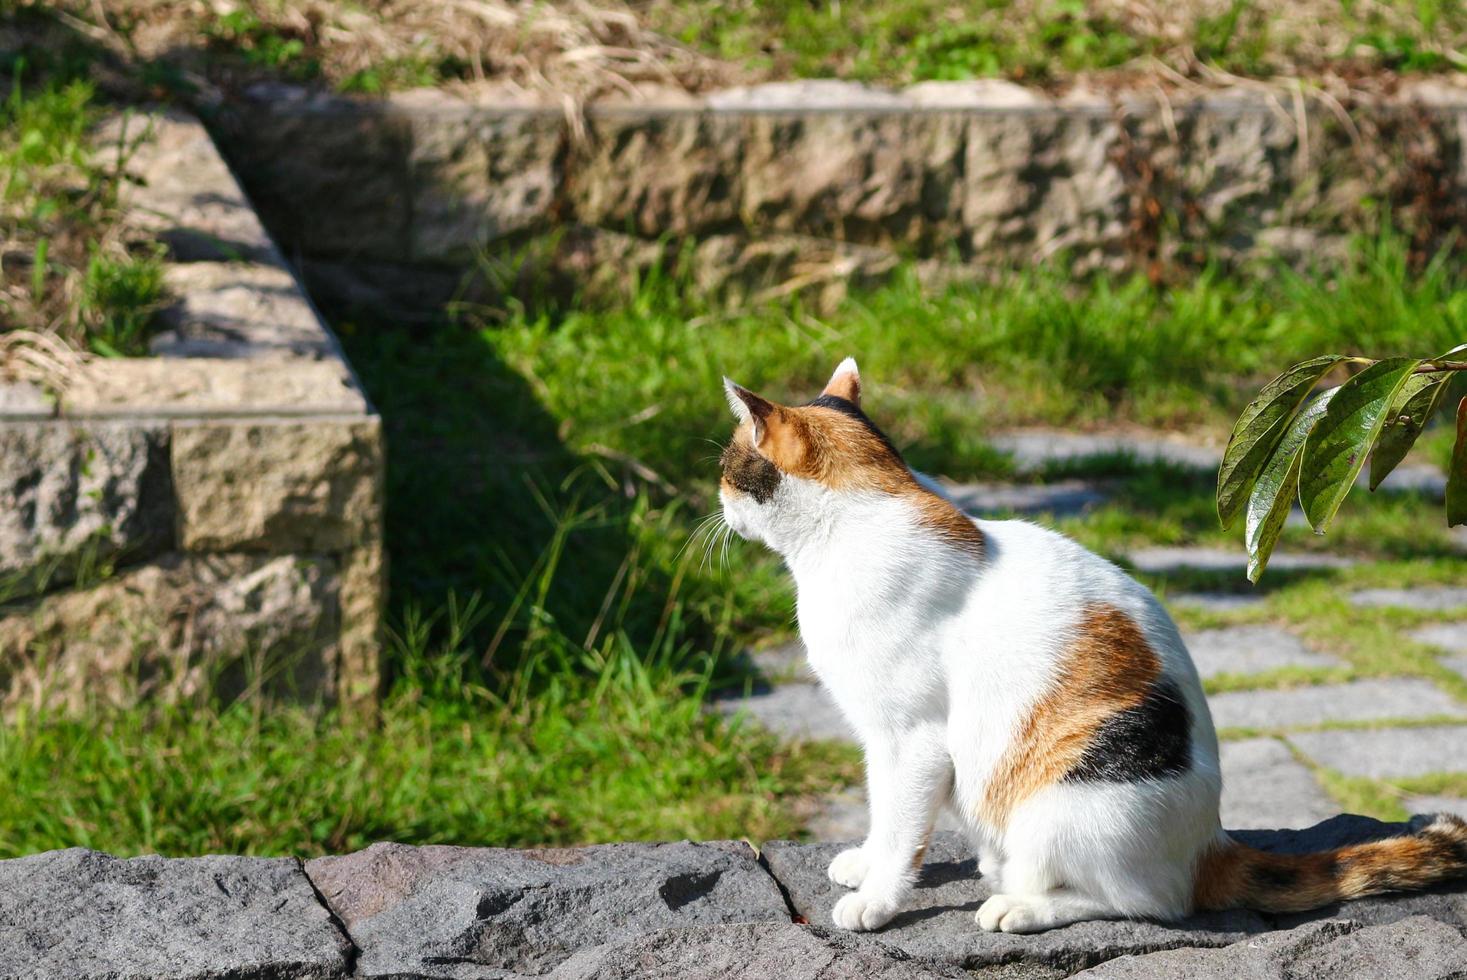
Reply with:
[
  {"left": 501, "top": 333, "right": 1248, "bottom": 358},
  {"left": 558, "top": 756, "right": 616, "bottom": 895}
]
[
  {"left": 0, "top": 381, "right": 53, "bottom": 420},
  {"left": 58, "top": 359, "right": 369, "bottom": 419},
  {"left": 9, "top": 816, "right": 1467, "bottom": 980}
]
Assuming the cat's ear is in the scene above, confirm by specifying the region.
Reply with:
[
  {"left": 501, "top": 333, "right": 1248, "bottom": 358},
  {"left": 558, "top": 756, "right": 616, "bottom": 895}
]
[
  {"left": 724, "top": 377, "right": 776, "bottom": 430},
  {"left": 821, "top": 356, "right": 861, "bottom": 406}
]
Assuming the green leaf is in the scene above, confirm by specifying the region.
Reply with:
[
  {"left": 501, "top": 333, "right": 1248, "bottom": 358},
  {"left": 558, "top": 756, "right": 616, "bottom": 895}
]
[
  {"left": 1449, "top": 396, "right": 1467, "bottom": 528},
  {"left": 1300, "top": 357, "right": 1421, "bottom": 533},
  {"left": 1217, "top": 355, "right": 1344, "bottom": 529},
  {"left": 1368, "top": 373, "right": 1451, "bottom": 490},
  {"left": 1246, "top": 389, "right": 1337, "bottom": 583}
]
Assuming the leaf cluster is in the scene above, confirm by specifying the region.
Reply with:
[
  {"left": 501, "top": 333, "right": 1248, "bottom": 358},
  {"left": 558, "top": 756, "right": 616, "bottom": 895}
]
[{"left": 1218, "top": 347, "right": 1467, "bottom": 581}]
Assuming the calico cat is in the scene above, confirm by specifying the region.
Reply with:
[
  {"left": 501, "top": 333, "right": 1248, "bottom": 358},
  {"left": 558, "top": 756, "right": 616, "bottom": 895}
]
[{"left": 718, "top": 357, "right": 1467, "bottom": 934}]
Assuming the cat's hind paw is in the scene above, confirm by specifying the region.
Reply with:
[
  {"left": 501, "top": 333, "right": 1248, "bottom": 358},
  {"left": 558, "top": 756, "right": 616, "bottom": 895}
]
[
  {"left": 832, "top": 890, "right": 898, "bottom": 932},
  {"left": 827, "top": 847, "right": 870, "bottom": 889},
  {"left": 976, "top": 894, "right": 1042, "bottom": 934}
]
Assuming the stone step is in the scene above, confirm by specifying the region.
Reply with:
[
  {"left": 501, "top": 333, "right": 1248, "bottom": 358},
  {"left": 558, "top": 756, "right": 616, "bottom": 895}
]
[
  {"left": 1219, "top": 738, "right": 1340, "bottom": 831},
  {"left": 1183, "top": 626, "right": 1340, "bottom": 680},
  {"left": 1290, "top": 725, "right": 1467, "bottom": 779},
  {"left": 1349, "top": 587, "right": 1467, "bottom": 612},
  {"left": 1128, "top": 546, "right": 1356, "bottom": 574},
  {"left": 1210, "top": 679, "right": 1467, "bottom": 731}
]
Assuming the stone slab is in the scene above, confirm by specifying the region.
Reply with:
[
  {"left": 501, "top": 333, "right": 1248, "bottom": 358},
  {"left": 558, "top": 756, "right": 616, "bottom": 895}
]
[
  {"left": 0, "top": 381, "right": 52, "bottom": 419},
  {"left": 1074, "top": 916, "right": 1467, "bottom": 979},
  {"left": 0, "top": 419, "right": 173, "bottom": 592},
  {"left": 1183, "top": 626, "right": 1339, "bottom": 680},
  {"left": 1166, "top": 592, "right": 1267, "bottom": 613},
  {"left": 305, "top": 840, "right": 790, "bottom": 978},
  {"left": 1219, "top": 737, "right": 1339, "bottom": 831},
  {"left": 0, "top": 848, "right": 351, "bottom": 980},
  {"left": 1414, "top": 622, "right": 1467, "bottom": 654},
  {"left": 59, "top": 359, "right": 369, "bottom": 418},
  {"left": 171, "top": 417, "right": 383, "bottom": 553},
  {"left": 986, "top": 431, "right": 1220, "bottom": 474},
  {"left": 1349, "top": 587, "right": 1467, "bottom": 612},
  {"left": 549, "top": 922, "right": 966, "bottom": 979},
  {"left": 151, "top": 263, "right": 337, "bottom": 359},
  {"left": 715, "top": 682, "right": 854, "bottom": 743},
  {"left": 108, "top": 109, "right": 279, "bottom": 264},
  {"left": 1128, "top": 546, "right": 1355, "bottom": 574},
  {"left": 1209, "top": 679, "right": 1467, "bottom": 731},
  {"left": 941, "top": 479, "right": 1108, "bottom": 517},
  {"left": 1290, "top": 725, "right": 1467, "bottom": 779},
  {"left": 1407, "top": 796, "right": 1467, "bottom": 819},
  {"left": 760, "top": 834, "right": 1266, "bottom": 973}
]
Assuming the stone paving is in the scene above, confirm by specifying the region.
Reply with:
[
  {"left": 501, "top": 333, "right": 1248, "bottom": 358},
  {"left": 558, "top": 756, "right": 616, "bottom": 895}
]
[{"left": 714, "top": 431, "right": 1467, "bottom": 843}]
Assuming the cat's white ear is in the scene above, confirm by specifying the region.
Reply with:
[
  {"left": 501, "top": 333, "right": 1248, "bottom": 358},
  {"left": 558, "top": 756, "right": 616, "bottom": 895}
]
[{"left": 821, "top": 356, "right": 861, "bottom": 406}]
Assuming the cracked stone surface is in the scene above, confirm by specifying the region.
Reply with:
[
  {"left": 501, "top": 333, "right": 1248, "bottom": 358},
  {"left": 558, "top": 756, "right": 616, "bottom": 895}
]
[
  {"left": 304, "top": 840, "right": 790, "bottom": 978},
  {"left": 1289, "top": 725, "right": 1467, "bottom": 779},
  {"left": 1349, "top": 587, "right": 1467, "bottom": 611},
  {"left": 1183, "top": 626, "right": 1340, "bottom": 680},
  {"left": 1219, "top": 738, "right": 1338, "bottom": 831},
  {"left": 0, "top": 848, "right": 352, "bottom": 980},
  {"left": 1209, "top": 679, "right": 1467, "bottom": 731},
  {"left": 1074, "top": 916, "right": 1467, "bottom": 979}
]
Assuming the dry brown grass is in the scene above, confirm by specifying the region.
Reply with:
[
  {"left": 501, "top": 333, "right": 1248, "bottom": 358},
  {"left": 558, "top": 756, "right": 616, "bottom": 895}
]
[{"left": 26, "top": 0, "right": 1467, "bottom": 104}]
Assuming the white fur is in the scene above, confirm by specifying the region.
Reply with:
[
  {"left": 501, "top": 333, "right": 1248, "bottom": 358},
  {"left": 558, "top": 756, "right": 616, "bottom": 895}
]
[{"left": 721, "top": 442, "right": 1222, "bottom": 935}]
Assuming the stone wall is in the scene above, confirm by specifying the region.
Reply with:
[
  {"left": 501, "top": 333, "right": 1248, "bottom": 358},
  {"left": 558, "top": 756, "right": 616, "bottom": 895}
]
[
  {"left": 6, "top": 817, "right": 1467, "bottom": 979},
  {"left": 0, "top": 110, "right": 384, "bottom": 712},
  {"left": 219, "top": 79, "right": 1467, "bottom": 307}
]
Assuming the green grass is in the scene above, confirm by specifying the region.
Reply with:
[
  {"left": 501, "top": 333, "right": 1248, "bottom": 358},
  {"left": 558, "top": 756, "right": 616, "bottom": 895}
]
[
  {"left": 0, "top": 599, "right": 856, "bottom": 857},
  {"left": 0, "top": 45, "right": 166, "bottom": 357}
]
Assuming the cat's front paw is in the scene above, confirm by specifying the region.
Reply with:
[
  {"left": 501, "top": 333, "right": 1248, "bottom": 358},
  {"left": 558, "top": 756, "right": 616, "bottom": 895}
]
[
  {"left": 827, "top": 847, "right": 870, "bottom": 889},
  {"left": 832, "top": 890, "right": 898, "bottom": 931}
]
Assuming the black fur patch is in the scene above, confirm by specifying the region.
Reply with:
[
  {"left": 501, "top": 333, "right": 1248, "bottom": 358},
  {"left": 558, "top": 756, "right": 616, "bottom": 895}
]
[
  {"left": 719, "top": 440, "right": 781, "bottom": 504},
  {"left": 1251, "top": 860, "right": 1308, "bottom": 892},
  {"left": 805, "top": 394, "right": 905, "bottom": 461},
  {"left": 1063, "top": 678, "right": 1193, "bottom": 784}
]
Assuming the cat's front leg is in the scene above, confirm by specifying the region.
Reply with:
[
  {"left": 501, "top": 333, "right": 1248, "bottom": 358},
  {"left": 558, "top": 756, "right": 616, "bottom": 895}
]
[{"left": 830, "top": 727, "right": 952, "bottom": 932}]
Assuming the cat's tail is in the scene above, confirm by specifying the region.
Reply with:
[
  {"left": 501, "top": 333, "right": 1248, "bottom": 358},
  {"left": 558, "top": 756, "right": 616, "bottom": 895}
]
[{"left": 1192, "top": 813, "right": 1467, "bottom": 913}]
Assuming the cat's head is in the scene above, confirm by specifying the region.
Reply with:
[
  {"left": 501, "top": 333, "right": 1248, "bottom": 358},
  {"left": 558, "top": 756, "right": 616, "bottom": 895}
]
[{"left": 719, "top": 358, "right": 979, "bottom": 558}]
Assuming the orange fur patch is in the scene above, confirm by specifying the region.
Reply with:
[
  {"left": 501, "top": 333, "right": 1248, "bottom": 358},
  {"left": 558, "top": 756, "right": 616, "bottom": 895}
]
[
  {"left": 979, "top": 604, "right": 1162, "bottom": 829},
  {"left": 751, "top": 403, "right": 984, "bottom": 557}
]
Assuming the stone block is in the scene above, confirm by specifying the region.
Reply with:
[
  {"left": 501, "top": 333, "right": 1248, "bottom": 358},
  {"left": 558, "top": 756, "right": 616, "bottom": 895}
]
[
  {"left": 0, "top": 848, "right": 351, "bottom": 980},
  {"left": 304, "top": 840, "right": 789, "bottom": 977},
  {"left": 0, "top": 552, "right": 339, "bottom": 712},
  {"left": 0, "top": 419, "right": 173, "bottom": 593},
  {"left": 1415, "top": 622, "right": 1467, "bottom": 655},
  {"left": 60, "top": 359, "right": 369, "bottom": 418},
  {"left": 1209, "top": 679, "right": 1467, "bottom": 731},
  {"left": 171, "top": 417, "right": 383, "bottom": 554},
  {"left": 408, "top": 109, "right": 563, "bottom": 262}
]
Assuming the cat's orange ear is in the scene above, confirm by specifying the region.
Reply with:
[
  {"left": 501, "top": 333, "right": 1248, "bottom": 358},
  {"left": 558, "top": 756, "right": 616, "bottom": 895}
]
[
  {"left": 724, "top": 377, "right": 776, "bottom": 432},
  {"left": 723, "top": 378, "right": 805, "bottom": 467},
  {"left": 821, "top": 356, "right": 861, "bottom": 406}
]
